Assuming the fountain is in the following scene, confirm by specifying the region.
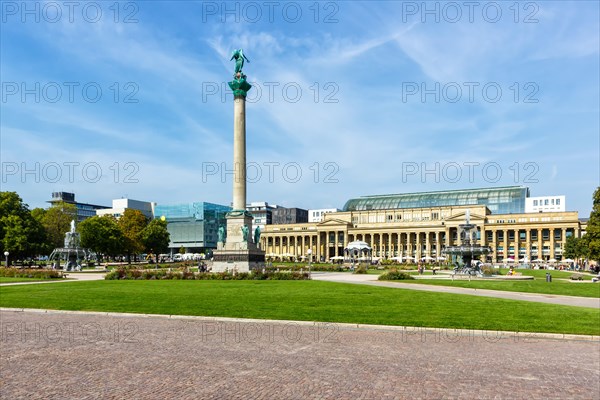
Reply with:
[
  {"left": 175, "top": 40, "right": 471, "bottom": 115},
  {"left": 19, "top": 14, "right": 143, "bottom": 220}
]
[
  {"left": 442, "top": 210, "right": 492, "bottom": 275},
  {"left": 48, "top": 220, "right": 89, "bottom": 271}
]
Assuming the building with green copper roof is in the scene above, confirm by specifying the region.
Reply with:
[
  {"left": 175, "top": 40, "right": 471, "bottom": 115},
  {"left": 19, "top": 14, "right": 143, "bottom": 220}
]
[{"left": 343, "top": 186, "right": 529, "bottom": 214}]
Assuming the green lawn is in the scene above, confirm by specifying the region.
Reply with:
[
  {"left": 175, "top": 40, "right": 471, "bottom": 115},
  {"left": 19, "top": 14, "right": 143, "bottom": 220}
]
[
  {"left": 503, "top": 268, "right": 596, "bottom": 280},
  {"left": 405, "top": 278, "right": 600, "bottom": 298},
  {"left": 0, "top": 277, "right": 52, "bottom": 283},
  {"left": 0, "top": 280, "right": 598, "bottom": 335}
]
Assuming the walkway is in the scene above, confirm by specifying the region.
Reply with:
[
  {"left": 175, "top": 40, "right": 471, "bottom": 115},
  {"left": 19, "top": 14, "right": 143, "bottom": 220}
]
[
  {"left": 312, "top": 272, "right": 600, "bottom": 308},
  {"left": 1, "top": 309, "right": 598, "bottom": 399}
]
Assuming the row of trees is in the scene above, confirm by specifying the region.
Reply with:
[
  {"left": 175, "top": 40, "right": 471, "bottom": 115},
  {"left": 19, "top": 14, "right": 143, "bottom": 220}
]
[
  {"left": 78, "top": 210, "right": 170, "bottom": 263},
  {"left": 0, "top": 192, "right": 170, "bottom": 264}
]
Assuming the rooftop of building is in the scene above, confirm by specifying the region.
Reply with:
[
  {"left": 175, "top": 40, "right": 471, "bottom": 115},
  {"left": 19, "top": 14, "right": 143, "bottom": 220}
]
[{"left": 343, "top": 186, "right": 530, "bottom": 213}]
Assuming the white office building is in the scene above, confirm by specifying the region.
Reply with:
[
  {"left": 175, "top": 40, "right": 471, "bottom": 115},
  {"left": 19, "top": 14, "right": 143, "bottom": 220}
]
[
  {"left": 246, "top": 201, "right": 279, "bottom": 231},
  {"left": 525, "top": 196, "right": 566, "bottom": 213},
  {"left": 309, "top": 208, "right": 341, "bottom": 223},
  {"left": 96, "top": 198, "right": 156, "bottom": 219}
]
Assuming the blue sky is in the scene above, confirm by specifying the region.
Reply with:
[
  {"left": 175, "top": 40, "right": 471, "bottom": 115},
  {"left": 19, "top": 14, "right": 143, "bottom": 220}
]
[{"left": 1, "top": 1, "right": 599, "bottom": 216}]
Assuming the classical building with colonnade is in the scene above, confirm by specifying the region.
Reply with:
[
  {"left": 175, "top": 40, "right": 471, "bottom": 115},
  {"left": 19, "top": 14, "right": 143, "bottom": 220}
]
[{"left": 259, "top": 186, "right": 585, "bottom": 263}]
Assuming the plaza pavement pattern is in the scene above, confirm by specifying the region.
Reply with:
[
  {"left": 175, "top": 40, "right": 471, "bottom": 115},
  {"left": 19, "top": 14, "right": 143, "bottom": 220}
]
[{"left": 1, "top": 309, "right": 599, "bottom": 399}]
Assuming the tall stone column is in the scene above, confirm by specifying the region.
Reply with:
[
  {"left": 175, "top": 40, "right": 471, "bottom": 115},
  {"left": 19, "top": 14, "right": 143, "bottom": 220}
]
[
  {"left": 212, "top": 49, "right": 265, "bottom": 273},
  {"left": 232, "top": 97, "right": 247, "bottom": 211}
]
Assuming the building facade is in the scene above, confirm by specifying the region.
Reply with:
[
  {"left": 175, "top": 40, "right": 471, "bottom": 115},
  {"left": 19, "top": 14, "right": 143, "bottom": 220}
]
[
  {"left": 261, "top": 187, "right": 581, "bottom": 263},
  {"left": 96, "top": 198, "right": 156, "bottom": 219},
  {"left": 47, "top": 192, "right": 109, "bottom": 222},
  {"left": 271, "top": 207, "right": 308, "bottom": 224},
  {"left": 246, "top": 202, "right": 278, "bottom": 231},
  {"left": 154, "top": 202, "right": 231, "bottom": 254},
  {"left": 525, "top": 196, "right": 566, "bottom": 213},
  {"left": 309, "top": 208, "right": 341, "bottom": 223}
]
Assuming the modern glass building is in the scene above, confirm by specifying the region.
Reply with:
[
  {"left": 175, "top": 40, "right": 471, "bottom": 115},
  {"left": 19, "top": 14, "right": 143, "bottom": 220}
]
[
  {"left": 343, "top": 186, "right": 529, "bottom": 214},
  {"left": 154, "top": 202, "right": 231, "bottom": 253}
]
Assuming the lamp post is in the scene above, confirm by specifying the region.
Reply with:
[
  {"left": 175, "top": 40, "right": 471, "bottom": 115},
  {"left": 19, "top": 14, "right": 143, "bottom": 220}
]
[
  {"left": 307, "top": 249, "right": 312, "bottom": 277},
  {"left": 4, "top": 251, "right": 9, "bottom": 268}
]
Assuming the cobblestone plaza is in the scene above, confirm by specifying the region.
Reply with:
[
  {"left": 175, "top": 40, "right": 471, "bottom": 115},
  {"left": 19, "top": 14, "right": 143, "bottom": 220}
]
[{"left": 1, "top": 310, "right": 598, "bottom": 399}]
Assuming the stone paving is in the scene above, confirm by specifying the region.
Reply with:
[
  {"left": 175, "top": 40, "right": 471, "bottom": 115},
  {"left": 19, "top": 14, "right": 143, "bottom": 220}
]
[{"left": 1, "top": 310, "right": 599, "bottom": 399}]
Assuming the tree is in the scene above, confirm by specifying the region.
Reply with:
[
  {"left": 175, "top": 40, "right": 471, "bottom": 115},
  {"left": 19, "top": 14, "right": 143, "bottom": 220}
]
[
  {"left": 586, "top": 187, "right": 600, "bottom": 261},
  {"left": 78, "top": 215, "right": 124, "bottom": 261},
  {"left": 118, "top": 209, "right": 148, "bottom": 264},
  {"left": 31, "top": 201, "right": 77, "bottom": 254},
  {"left": 564, "top": 236, "right": 586, "bottom": 260},
  {"left": 141, "top": 219, "right": 170, "bottom": 258},
  {"left": 0, "top": 192, "right": 46, "bottom": 262}
]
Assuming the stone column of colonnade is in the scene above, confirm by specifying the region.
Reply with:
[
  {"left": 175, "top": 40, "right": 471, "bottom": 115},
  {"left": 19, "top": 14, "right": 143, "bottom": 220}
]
[
  {"left": 550, "top": 228, "right": 555, "bottom": 259},
  {"left": 561, "top": 228, "right": 567, "bottom": 258},
  {"left": 491, "top": 230, "right": 497, "bottom": 263},
  {"left": 538, "top": 230, "right": 543, "bottom": 261}
]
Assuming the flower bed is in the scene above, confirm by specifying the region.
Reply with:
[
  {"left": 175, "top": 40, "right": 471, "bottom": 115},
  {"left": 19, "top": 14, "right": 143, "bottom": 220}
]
[
  {"left": 105, "top": 268, "right": 310, "bottom": 281},
  {"left": 0, "top": 268, "right": 66, "bottom": 279}
]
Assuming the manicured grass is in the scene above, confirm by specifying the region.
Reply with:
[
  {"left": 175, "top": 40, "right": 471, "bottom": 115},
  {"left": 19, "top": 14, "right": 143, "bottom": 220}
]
[
  {"left": 0, "top": 277, "right": 51, "bottom": 283},
  {"left": 507, "top": 268, "right": 595, "bottom": 280},
  {"left": 0, "top": 280, "right": 598, "bottom": 335},
  {"left": 405, "top": 278, "right": 600, "bottom": 298}
]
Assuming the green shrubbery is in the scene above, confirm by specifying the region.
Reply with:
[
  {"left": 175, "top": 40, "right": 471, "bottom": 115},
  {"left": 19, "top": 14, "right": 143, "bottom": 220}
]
[
  {"left": 269, "top": 264, "right": 347, "bottom": 272},
  {"left": 0, "top": 268, "right": 65, "bottom": 279},
  {"left": 353, "top": 265, "right": 368, "bottom": 274},
  {"left": 104, "top": 268, "right": 310, "bottom": 281},
  {"left": 378, "top": 269, "right": 414, "bottom": 281}
]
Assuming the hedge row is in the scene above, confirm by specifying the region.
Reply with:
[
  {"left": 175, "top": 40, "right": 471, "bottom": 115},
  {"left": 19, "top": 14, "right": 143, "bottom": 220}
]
[
  {"left": 105, "top": 268, "right": 311, "bottom": 281},
  {"left": 0, "top": 268, "right": 66, "bottom": 279}
]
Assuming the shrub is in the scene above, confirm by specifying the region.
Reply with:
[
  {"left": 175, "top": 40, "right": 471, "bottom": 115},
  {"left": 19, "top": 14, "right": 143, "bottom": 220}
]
[
  {"left": 378, "top": 269, "right": 414, "bottom": 281},
  {"left": 0, "top": 268, "right": 65, "bottom": 279},
  {"left": 104, "top": 268, "right": 311, "bottom": 281},
  {"left": 481, "top": 266, "right": 495, "bottom": 276},
  {"left": 353, "top": 265, "right": 368, "bottom": 274}
]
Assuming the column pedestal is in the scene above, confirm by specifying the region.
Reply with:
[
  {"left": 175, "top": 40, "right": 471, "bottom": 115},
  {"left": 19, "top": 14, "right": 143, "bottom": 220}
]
[{"left": 212, "top": 211, "right": 265, "bottom": 272}]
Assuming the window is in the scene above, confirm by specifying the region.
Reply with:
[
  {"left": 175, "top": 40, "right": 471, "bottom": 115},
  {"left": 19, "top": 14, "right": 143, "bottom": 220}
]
[
  {"left": 542, "top": 229, "right": 549, "bottom": 240},
  {"left": 497, "top": 231, "right": 504, "bottom": 240},
  {"left": 556, "top": 198, "right": 560, "bottom": 205},
  {"left": 519, "top": 230, "right": 526, "bottom": 240},
  {"left": 551, "top": 199, "right": 555, "bottom": 205},
  {"left": 531, "top": 231, "right": 538, "bottom": 240},
  {"left": 544, "top": 199, "right": 549, "bottom": 205},
  {"left": 508, "top": 231, "right": 515, "bottom": 240},
  {"left": 533, "top": 200, "right": 538, "bottom": 206}
]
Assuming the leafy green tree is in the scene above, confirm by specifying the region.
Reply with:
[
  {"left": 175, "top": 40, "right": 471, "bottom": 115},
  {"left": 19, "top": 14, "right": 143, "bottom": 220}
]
[
  {"left": 31, "top": 201, "right": 77, "bottom": 253},
  {"left": 118, "top": 209, "right": 148, "bottom": 264},
  {"left": 141, "top": 219, "right": 170, "bottom": 258},
  {"left": 0, "top": 192, "right": 46, "bottom": 262},
  {"left": 564, "top": 236, "right": 586, "bottom": 260},
  {"left": 586, "top": 187, "right": 600, "bottom": 261},
  {"left": 78, "top": 215, "right": 124, "bottom": 261}
]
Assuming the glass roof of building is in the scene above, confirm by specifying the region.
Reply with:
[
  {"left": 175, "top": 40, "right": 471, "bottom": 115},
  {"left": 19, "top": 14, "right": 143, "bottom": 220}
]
[{"left": 343, "top": 186, "right": 529, "bottom": 214}]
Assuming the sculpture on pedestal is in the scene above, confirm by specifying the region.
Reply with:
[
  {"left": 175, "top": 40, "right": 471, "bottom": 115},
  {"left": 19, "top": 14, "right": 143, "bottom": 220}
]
[{"left": 230, "top": 49, "right": 250, "bottom": 76}]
